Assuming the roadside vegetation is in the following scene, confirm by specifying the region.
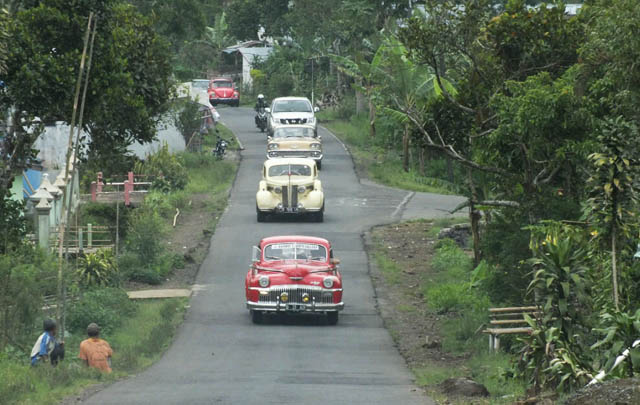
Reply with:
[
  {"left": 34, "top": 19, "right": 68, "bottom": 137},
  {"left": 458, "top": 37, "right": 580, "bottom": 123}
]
[{"left": 370, "top": 219, "right": 526, "bottom": 404}]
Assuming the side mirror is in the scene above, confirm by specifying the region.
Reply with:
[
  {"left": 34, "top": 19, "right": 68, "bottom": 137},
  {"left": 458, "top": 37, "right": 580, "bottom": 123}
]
[
  {"left": 265, "top": 107, "right": 271, "bottom": 113},
  {"left": 330, "top": 258, "right": 341, "bottom": 266},
  {"left": 314, "top": 106, "right": 320, "bottom": 113},
  {"left": 251, "top": 246, "right": 261, "bottom": 263}
]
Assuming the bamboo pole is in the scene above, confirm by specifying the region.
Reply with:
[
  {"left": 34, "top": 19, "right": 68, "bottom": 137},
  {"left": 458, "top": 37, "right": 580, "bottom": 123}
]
[{"left": 56, "top": 13, "right": 95, "bottom": 337}]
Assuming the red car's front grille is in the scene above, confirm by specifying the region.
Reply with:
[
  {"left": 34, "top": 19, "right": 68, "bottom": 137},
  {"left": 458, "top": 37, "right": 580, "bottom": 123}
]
[{"left": 258, "top": 286, "right": 334, "bottom": 304}]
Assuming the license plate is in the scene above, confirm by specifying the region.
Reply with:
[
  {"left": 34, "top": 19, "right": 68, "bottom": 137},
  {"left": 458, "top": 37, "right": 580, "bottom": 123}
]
[{"left": 286, "top": 304, "right": 305, "bottom": 311}]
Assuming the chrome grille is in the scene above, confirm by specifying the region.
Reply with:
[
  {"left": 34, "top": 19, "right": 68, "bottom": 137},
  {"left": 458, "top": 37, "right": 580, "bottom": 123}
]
[
  {"left": 258, "top": 286, "right": 334, "bottom": 304},
  {"left": 280, "top": 118, "right": 308, "bottom": 124},
  {"left": 291, "top": 184, "right": 298, "bottom": 207},
  {"left": 282, "top": 185, "right": 289, "bottom": 208}
]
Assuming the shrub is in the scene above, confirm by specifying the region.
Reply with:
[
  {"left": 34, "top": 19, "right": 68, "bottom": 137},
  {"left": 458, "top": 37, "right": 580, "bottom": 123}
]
[
  {"left": 425, "top": 282, "right": 487, "bottom": 313},
  {"left": 134, "top": 143, "right": 188, "bottom": 192},
  {"left": 124, "top": 206, "right": 166, "bottom": 265},
  {"left": 76, "top": 249, "right": 119, "bottom": 287},
  {"left": 67, "top": 288, "right": 135, "bottom": 335},
  {"left": 431, "top": 238, "right": 473, "bottom": 277}
]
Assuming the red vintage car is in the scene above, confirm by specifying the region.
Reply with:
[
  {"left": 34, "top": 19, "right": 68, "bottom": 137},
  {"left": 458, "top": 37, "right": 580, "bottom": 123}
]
[
  {"left": 208, "top": 77, "right": 240, "bottom": 107},
  {"left": 245, "top": 235, "right": 344, "bottom": 324}
]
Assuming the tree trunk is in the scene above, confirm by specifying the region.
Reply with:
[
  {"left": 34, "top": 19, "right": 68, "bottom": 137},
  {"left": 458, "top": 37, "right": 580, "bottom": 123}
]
[
  {"left": 418, "top": 146, "right": 426, "bottom": 176},
  {"left": 468, "top": 168, "right": 481, "bottom": 266},
  {"left": 368, "top": 96, "right": 376, "bottom": 138},
  {"left": 355, "top": 88, "right": 365, "bottom": 115},
  {"left": 612, "top": 221, "right": 620, "bottom": 310},
  {"left": 402, "top": 124, "right": 410, "bottom": 172}
]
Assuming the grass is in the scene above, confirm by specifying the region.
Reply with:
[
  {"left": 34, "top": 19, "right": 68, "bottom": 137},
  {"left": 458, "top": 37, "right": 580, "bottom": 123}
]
[
  {"left": 0, "top": 298, "right": 187, "bottom": 405},
  {"left": 319, "top": 113, "right": 461, "bottom": 195},
  {"left": 374, "top": 250, "right": 403, "bottom": 285}
]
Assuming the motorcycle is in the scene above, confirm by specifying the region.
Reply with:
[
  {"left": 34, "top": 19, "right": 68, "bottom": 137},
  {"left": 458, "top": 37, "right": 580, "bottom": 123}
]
[
  {"left": 255, "top": 107, "right": 267, "bottom": 133},
  {"left": 213, "top": 137, "right": 228, "bottom": 159}
]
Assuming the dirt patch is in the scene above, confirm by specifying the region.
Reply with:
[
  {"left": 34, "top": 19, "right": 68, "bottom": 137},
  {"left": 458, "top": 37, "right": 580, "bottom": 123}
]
[
  {"left": 563, "top": 378, "right": 640, "bottom": 405},
  {"left": 365, "top": 221, "right": 467, "bottom": 392}
]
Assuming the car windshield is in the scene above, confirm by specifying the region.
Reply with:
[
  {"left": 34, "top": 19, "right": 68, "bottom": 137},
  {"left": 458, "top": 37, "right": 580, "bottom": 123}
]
[
  {"left": 213, "top": 81, "right": 233, "bottom": 88},
  {"left": 264, "top": 242, "right": 328, "bottom": 262},
  {"left": 272, "top": 100, "right": 312, "bottom": 113},
  {"left": 273, "top": 127, "right": 315, "bottom": 139},
  {"left": 192, "top": 80, "right": 209, "bottom": 90},
  {"left": 268, "top": 164, "right": 312, "bottom": 177}
]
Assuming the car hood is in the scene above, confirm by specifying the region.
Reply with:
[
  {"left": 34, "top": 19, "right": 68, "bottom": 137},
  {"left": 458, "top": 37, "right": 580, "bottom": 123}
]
[
  {"left": 271, "top": 112, "right": 314, "bottom": 120},
  {"left": 210, "top": 88, "right": 236, "bottom": 98},
  {"left": 265, "top": 176, "right": 316, "bottom": 186},
  {"left": 257, "top": 262, "right": 337, "bottom": 286}
]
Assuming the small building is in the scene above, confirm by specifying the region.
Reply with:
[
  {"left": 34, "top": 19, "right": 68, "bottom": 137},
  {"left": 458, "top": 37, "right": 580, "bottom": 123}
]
[{"left": 221, "top": 42, "right": 274, "bottom": 89}]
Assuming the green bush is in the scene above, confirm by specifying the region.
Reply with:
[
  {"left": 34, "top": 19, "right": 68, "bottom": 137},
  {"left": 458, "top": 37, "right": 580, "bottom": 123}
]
[
  {"left": 67, "top": 288, "right": 135, "bottom": 335},
  {"left": 431, "top": 239, "right": 473, "bottom": 277},
  {"left": 124, "top": 206, "right": 166, "bottom": 265},
  {"left": 76, "top": 249, "right": 119, "bottom": 287},
  {"left": 0, "top": 355, "right": 34, "bottom": 402},
  {"left": 134, "top": 143, "right": 188, "bottom": 192},
  {"left": 425, "top": 282, "right": 487, "bottom": 313}
]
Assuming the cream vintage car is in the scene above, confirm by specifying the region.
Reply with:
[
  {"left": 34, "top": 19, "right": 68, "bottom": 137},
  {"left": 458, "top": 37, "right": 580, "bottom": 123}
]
[
  {"left": 266, "top": 125, "right": 323, "bottom": 169},
  {"left": 256, "top": 158, "right": 324, "bottom": 223}
]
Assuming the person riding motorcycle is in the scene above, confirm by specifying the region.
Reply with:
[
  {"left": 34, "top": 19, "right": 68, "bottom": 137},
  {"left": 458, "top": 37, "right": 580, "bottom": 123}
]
[
  {"left": 255, "top": 94, "right": 268, "bottom": 132},
  {"left": 255, "top": 94, "right": 267, "bottom": 112}
]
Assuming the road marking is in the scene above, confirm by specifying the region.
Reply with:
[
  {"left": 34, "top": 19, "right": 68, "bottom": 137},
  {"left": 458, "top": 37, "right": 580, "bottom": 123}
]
[{"left": 392, "top": 191, "right": 415, "bottom": 219}]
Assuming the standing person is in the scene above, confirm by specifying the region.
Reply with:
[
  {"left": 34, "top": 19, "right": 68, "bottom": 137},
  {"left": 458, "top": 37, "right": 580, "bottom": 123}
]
[
  {"left": 30, "top": 318, "right": 64, "bottom": 366},
  {"left": 78, "top": 323, "right": 113, "bottom": 373}
]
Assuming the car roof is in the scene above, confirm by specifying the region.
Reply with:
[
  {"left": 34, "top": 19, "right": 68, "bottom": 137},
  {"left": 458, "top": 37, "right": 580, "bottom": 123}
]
[
  {"left": 272, "top": 97, "right": 311, "bottom": 102},
  {"left": 260, "top": 235, "right": 330, "bottom": 247},
  {"left": 263, "top": 158, "right": 316, "bottom": 168}
]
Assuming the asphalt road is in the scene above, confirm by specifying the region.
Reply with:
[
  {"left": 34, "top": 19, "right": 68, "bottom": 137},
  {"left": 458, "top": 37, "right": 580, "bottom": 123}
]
[{"left": 85, "top": 107, "right": 462, "bottom": 404}]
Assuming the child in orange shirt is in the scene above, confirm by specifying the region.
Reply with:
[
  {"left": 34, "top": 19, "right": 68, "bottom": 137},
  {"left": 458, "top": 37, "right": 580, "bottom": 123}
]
[{"left": 78, "top": 323, "right": 113, "bottom": 372}]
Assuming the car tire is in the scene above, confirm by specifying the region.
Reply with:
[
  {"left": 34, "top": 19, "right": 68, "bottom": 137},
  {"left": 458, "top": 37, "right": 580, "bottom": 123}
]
[
  {"left": 327, "top": 311, "right": 339, "bottom": 325},
  {"left": 312, "top": 210, "right": 323, "bottom": 223},
  {"left": 257, "top": 209, "right": 267, "bottom": 223},
  {"left": 251, "top": 310, "right": 263, "bottom": 324},
  {"left": 316, "top": 160, "right": 322, "bottom": 170}
]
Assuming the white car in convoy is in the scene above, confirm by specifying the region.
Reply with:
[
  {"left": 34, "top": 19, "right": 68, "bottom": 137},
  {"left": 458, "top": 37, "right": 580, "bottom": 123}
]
[{"left": 266, "top": 97, "right": 319, "bottom": 137}]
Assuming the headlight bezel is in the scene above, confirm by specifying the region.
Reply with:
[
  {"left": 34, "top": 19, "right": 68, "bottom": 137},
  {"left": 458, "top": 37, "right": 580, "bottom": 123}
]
[
  {"left": 310, "top": 143, "right": 321, "bottom": 150},
  {"left": 258, "top": 275, "right": 270, "bottom": 288},
  {"left": 323, "top": 277, "right": 334, "bottom": 289},
  {"left": 268, "top": 143, "right": 279, "bottom": 150}
]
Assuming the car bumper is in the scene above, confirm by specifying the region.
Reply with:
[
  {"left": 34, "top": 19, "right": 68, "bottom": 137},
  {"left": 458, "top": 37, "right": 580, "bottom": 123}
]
[
  {"left": 246, "top": 300, "right": 344, "bottom": 312},
  {"left": 258, "top": 206, "right": 322, "bottom": 214},
  {"left": 266, "top": 151, "right": 322, "bottom": 161},
  {"left": 210, "top": 98, "right": 238, "bottom": 104}
]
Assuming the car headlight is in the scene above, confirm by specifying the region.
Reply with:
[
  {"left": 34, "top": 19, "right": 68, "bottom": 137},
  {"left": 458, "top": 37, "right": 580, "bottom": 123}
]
[
  {"left": 323, "top": 277, "right": 334, "bottom": 288},
  {"left": 307, "top": 117, "right": 315, "bottom": 124},
  {"left": 297, "top": 185, "right": 306, "bottom": 193},
  {"left": 268, "top": 143, "right": 279, "bottom": 150},
  {"left": 274, "top": 186, "right": 282, "bottom": 194},
  {"left": 310, "top": 143, "right": 321, "bottom": 149},
  {"left": 258, "top": 275, "right": 270, "bottom": 288}
]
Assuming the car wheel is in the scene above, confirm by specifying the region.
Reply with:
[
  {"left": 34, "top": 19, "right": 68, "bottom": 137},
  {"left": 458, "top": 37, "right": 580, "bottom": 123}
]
[
  {"left": 316, "top": 160, "right": 322, "bottom": 170},
  {"left": 327, "top": 311, "right": 339, "bottom": 325},
  {"left": 257, "top": 209, "right": 267, "bottom": 223},
  {"left": 251, "top": 310, "right": 263, "bottom": 324},
  {"left": 312, "top": 210, "right": 324, "bottom": 223}
]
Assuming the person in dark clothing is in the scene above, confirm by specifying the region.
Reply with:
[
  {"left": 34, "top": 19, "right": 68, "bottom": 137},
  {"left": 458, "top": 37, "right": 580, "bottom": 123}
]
[
  {"left": 255, "top": 94, "right": 267, "bottom": 112},
  {"left": 30, "top": 318, "right": 64, "bottom": 366}
]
